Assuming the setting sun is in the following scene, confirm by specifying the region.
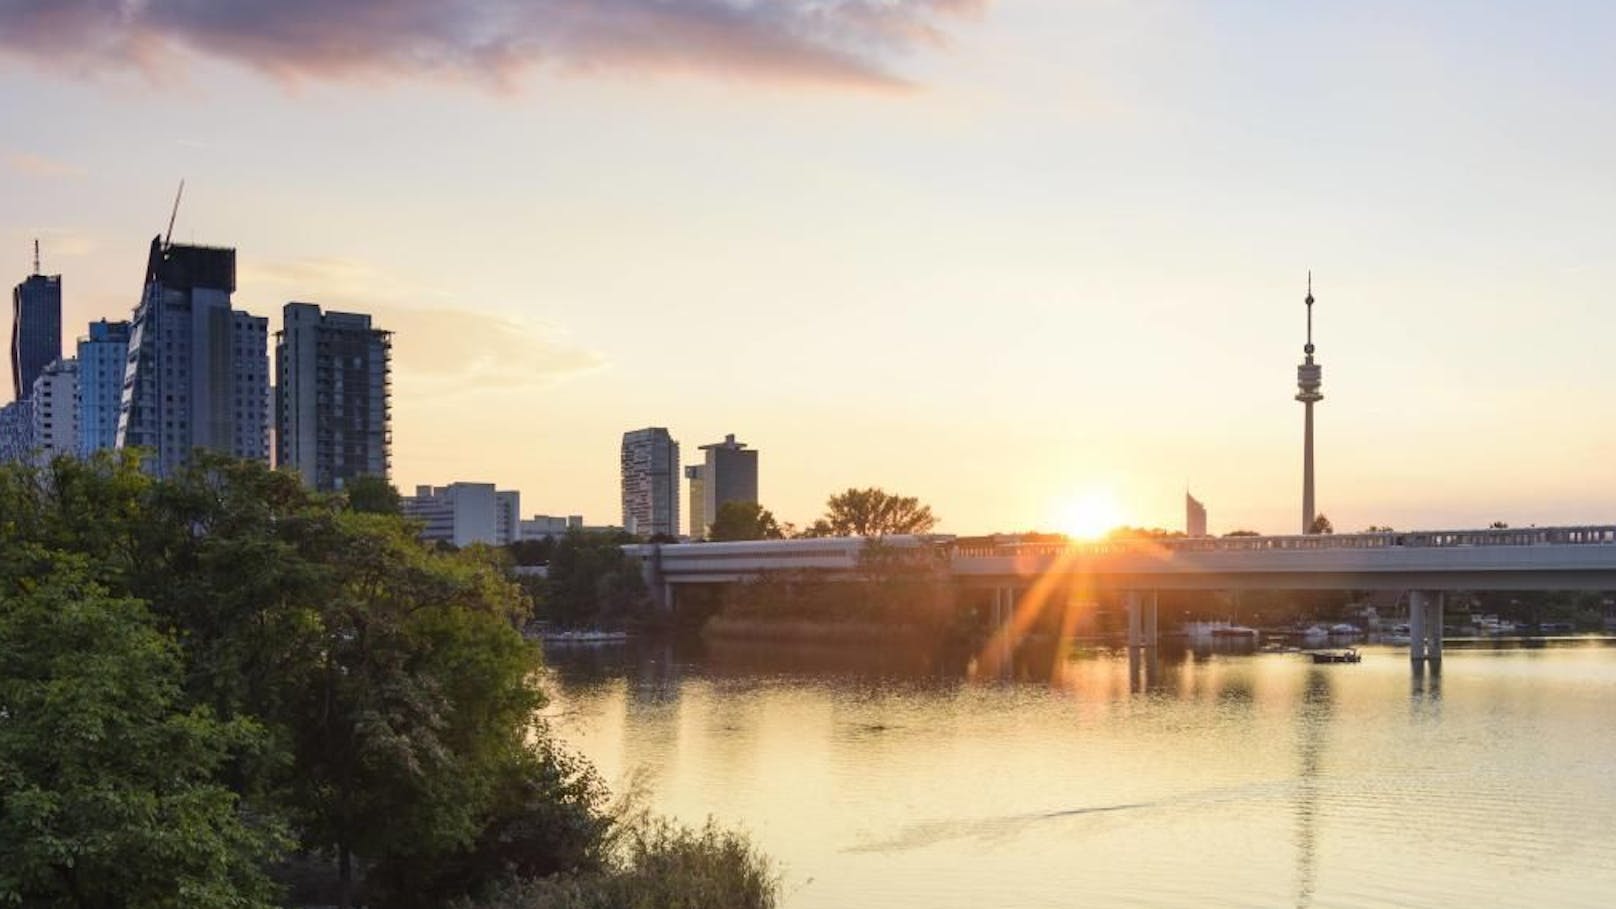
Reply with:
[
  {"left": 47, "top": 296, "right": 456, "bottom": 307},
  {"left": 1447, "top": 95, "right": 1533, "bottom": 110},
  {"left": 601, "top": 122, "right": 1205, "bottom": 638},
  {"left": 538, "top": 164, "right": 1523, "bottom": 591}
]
[{"left": 1057, "top": 489, "right": 1125, "bottom": 540}]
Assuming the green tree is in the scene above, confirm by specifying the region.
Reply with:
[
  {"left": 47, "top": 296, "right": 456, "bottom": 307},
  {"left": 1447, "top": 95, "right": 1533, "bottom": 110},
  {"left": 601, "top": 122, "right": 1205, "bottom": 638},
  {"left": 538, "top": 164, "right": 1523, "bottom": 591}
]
[
  {"left": 817, "top": 488, "right": 937, "bottom": 538},
  {"left": 0, "top": 552, "right": 283, "bottom": 909},
  {"left": 1308, "top": 513, "right": 1334, "bottom": 535},
  {"left": 543, "top": 530, "right": 650, "bottom": 629},
  {"left": 345, "top": 474, "right": 403, "bottom": 515},
  {"left": 708, "top": 501, "right": 784, "bottom": 542}
]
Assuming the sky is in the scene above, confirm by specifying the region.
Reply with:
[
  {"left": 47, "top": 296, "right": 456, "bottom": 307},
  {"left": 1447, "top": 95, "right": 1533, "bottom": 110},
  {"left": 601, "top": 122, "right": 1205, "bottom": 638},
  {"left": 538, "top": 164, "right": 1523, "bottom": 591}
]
[{"left": 2, "top": 0, "right": 1615, "bottom": 536}]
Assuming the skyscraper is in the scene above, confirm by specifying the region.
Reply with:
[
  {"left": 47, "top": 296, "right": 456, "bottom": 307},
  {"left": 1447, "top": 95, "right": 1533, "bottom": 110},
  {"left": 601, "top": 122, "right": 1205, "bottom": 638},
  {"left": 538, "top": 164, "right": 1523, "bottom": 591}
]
[
  {"left": 276, "top": 302, "right": 392, "bottom": 491},
  {"left": 11, "top": 241, "right": 61, "bottom": 401},
  {"left": 117, "top": 237, "right": 270, "bottom": 474},
  {"left": 76, "top": 320, "right": 130, "bottom": 456},
  {"left": 1295, "top": 275, "right": 1323, "bottom": 534},
  {"left": 1186, "top": 492, "right": 1207, "bottom": 538},
  {"left": 699, "top": 433, "right": 759, "bottom": 537},
  {"left": 621, "top": 427, "right": 680, "bottom": 538}
]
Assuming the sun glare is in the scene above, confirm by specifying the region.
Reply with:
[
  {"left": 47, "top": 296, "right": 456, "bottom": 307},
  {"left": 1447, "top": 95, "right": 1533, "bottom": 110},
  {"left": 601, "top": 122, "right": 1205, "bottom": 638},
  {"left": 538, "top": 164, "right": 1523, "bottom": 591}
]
[{"left": 1058, "top": 490, "right": 1124, "bottom": 540}]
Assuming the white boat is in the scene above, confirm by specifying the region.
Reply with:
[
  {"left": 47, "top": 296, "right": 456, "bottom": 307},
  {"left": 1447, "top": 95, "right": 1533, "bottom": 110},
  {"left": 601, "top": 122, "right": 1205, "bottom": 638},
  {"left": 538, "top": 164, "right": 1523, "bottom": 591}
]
[
  {"left": 1301, "top": 625, "right": 1330, "bottom": 640},
  {"left": 1329, "top": 623, "right": 1362, "bottom": 636},
  {"left": 541, "top": 630, "right": 631, "bottom": 644}
]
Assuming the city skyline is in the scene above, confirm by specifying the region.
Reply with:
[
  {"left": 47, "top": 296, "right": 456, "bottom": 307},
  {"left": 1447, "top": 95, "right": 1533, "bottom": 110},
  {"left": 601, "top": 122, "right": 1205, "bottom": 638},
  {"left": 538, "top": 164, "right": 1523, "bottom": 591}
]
[{"left": 4, "top": 2, "right": 1616, "bottom": 534}]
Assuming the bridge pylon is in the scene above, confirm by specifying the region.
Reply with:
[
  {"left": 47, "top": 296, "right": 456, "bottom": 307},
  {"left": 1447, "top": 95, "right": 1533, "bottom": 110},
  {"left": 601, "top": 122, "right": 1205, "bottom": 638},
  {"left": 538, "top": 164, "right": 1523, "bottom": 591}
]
[
  {"left": 1408, "top": 590, "right": 1444, "bottom": 665},
  {"left": 1125, "top": 591, "right": 1159, "bottom": 650}
]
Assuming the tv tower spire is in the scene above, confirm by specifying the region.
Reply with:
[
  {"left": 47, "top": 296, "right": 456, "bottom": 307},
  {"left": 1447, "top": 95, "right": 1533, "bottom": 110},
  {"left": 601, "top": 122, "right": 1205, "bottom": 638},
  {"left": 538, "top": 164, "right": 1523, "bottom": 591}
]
[{"left": 1295, "top": 272, "right": 1323, "bottom": 533}]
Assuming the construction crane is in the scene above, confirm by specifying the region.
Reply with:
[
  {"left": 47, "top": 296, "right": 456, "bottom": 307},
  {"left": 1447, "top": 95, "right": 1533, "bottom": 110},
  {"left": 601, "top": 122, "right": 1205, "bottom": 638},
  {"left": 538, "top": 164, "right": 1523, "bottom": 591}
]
[{"left": 164, "top": 179, "right": 185, "bottom": 248}]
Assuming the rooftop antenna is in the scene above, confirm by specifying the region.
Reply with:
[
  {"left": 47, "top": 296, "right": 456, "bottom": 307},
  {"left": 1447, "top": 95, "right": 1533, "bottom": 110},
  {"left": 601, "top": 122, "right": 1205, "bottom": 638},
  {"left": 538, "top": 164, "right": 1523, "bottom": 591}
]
[
  {"left": 32, "top": 238, "right": 39, "bottom": 275},
  {"left": 164, "top": 179, "right": 185, "bottom": 248}
]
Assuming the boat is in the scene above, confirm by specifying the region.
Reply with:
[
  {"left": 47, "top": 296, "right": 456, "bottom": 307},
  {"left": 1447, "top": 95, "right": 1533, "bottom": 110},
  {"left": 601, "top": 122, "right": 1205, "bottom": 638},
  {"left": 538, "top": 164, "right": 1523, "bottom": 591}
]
[
  {"left": 540, "top": 629, "right": 630, "bottom": 644},
  {"left": 1310, "top": 648, "right": 1361, "bottom": 664},
  {"left": 1301, "top": 625, "right": 1330, "bottom": 640},
  {"left": 1329, "top": 623, "right": 1362, "bottom": 636}
]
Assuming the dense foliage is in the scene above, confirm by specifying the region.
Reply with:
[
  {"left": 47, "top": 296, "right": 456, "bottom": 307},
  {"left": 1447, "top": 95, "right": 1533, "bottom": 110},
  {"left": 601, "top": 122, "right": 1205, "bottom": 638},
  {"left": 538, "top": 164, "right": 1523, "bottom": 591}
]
[
  {"left": 806, "top": 488, "right": 937, "bottom": 538},
  {"left": 0, "top": 452, "right": 767, "bottom": 908},
  {"left": 460, "top": 815, "right": 775, "bottom": 909},
  {"left": 707, "top": 502, "right": 783, "bottom": 542}
]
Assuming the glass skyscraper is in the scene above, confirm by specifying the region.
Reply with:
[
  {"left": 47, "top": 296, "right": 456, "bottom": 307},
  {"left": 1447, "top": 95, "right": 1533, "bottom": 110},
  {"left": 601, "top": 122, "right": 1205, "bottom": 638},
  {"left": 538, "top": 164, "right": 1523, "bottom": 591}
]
[{"left": 11, "top": 265, "right": 61, "bottom": 402}]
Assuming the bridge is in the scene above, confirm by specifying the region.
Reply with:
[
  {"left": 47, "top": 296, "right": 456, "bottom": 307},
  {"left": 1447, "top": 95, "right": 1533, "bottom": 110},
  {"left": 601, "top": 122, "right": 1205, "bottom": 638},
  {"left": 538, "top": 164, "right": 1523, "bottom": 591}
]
[{"left": 627, "top": 526, "right": 1616, "bottom": 664}]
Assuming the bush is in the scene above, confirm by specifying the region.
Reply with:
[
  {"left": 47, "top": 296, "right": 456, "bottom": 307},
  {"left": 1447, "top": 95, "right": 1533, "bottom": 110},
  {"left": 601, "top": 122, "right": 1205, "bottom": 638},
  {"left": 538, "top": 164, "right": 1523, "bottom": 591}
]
[{"left": 460, "top": 814, "right": 776, "bottom": 909}]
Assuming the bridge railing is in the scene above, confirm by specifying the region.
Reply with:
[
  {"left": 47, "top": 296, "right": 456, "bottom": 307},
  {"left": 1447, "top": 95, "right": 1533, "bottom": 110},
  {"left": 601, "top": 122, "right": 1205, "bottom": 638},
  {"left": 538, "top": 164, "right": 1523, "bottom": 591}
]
[{"left": 951, "top": 526, "right": 1616, "bottom": 560}]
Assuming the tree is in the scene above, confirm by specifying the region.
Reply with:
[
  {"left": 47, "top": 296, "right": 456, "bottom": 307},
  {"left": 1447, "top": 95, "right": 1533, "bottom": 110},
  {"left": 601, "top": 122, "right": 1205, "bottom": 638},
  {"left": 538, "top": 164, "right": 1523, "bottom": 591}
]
[
  {"left": 1308, "top": 513, "right": 1334, "bottom": 535},
  {"left": 345, "top": 474, "right": 402, "bottom": 515},
  {"left": 0, "top": 552, "right": 282, "bottom": 909},
  {"left": 1363, "top": 525, "right": 1395, "bottom": 533},
  {"left": 1223, "top": 530, "right": 1260, "bottom": 537},
  {"left": 544, "top": 530, "right": 650, "bottom": 629},
  {"left": 708, "top": 501, "right": 784, "bottom": 542},
  {"left": 818, "top": 488, "right": 937, "bottom": 538},
  {"left": 1490, "top": 521, "right": 1510, "bottom": 529}
]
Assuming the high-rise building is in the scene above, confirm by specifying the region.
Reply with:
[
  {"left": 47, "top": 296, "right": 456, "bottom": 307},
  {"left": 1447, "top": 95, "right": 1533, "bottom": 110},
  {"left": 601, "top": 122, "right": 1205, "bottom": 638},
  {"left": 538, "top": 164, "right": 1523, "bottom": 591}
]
[
  {"left": 11, "top": 242, "right": 62, "bottom": 401},
  {"left": 0, "top": 398, "right": 34, "bottom": 463},
  {"left": 31, "top": 358, "right": 78, "bottom": 462},
  {"left": 1186, "top": 492, "right": 1207, "bottom": 538},
  {"left": 275, "top": 302, "right": 392, "bottom": 491},
  {"left": 76, "top": 320, "right": 130, "bottom": 456},
  {"left": 402, "top": 482, "right": 521, "bottom": 547},
  {"left": 620, "top": 427, "right": 680, "bottom": 538},
  {"left": 117, "top": 237, "right": 270, "bottom": 474},
  {"left": 1294, "top": 275, "right": 1323, "bottom": 534},
  {"left": 685, "top": 464, "right": 706, "bottom": 539},
  {"left": 699, "top": 433, "right": 759, "bottom": 536}
]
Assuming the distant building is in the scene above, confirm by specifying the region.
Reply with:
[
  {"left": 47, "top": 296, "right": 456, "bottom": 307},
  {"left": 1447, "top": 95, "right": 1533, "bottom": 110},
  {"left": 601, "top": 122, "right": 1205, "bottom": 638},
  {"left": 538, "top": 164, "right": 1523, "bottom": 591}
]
[
  {"left": 31, "top": 358, "right": 77, "bottom": 462},
  {"left": 117, "top": 238, "right": 270, "bottom": 473},
  {"left": 621, "top": 427, "right": 680, "bottom": 537},
  {"left": 275, "top": 302, "right": 392, "bottom": 491},
  {"left": 1186, "top": 492, "right": 1208, "bottom": 538},
  {"left": 403, "top": 482, "right": 521, "bottom": 547},
  {"left": 76, "top": 320, "right": 130, "bottom": 456},
  {"left": 522, "top": 514, "right": 582, "bottom": 540},
  {"left": 520, "top": 514, "right": 623, "bottom": 541},
  {"left": 699, "top": 433, "right": 759, "bottom": 537},
  {"left": 685, "top": 464, "right": 707, "bottom": 539},
  {"left": 11, "top": 246, "right": 62, "bottom": 401},
  {"left": 0, "top": 398, "right": 33, "bottom": 463}
]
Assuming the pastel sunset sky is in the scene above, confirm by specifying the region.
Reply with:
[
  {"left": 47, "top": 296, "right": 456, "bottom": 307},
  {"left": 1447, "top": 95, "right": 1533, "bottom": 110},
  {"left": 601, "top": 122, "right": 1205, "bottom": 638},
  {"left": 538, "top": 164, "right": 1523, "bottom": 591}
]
[{"left": 2, "top": 0, "right": 1614, "bottom": 534}]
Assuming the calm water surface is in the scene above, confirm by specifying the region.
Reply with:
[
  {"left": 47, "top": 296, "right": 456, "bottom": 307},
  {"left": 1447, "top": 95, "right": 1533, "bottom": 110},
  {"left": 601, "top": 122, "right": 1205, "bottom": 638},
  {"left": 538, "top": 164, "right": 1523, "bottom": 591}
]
[{"left": 542, "top": 638, "right": 1616, "bottom": 908}]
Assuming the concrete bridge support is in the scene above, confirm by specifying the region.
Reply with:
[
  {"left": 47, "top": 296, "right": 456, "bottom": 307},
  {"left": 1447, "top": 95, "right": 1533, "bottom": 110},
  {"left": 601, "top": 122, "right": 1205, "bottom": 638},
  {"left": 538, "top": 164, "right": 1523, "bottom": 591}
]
[
  {"left": 1125, "top": 591, "right": 1159, "bottom": 650},
  {"left": 1408, "top": 590, "right": 1444, "bottom": 665}
]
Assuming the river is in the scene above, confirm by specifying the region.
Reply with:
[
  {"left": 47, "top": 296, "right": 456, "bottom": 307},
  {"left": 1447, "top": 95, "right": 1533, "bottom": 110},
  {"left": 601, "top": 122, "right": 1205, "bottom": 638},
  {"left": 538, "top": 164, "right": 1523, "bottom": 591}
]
[{"left": 541, "top": 637, "right": 1616, "bottom": 908}]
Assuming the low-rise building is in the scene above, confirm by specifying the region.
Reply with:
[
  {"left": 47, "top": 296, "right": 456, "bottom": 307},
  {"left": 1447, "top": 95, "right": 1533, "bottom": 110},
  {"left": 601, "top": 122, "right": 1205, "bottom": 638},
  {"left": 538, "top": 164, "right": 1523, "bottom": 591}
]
[{"left": 402, "top": 482, "right": 521, "bottom": 547}]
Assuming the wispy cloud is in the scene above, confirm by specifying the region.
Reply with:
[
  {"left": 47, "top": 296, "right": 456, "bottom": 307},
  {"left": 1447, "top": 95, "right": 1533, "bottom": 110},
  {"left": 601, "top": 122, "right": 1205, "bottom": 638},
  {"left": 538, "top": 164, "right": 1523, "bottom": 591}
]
[
  {"left": 5, "top": 151, "right": 84, "bottom": 178},
  {"left": 0, "top": 0, "right": 986, "bottom": 90},
  {"left": 241, "top": 256, "right": 606, "bottom": 392}
]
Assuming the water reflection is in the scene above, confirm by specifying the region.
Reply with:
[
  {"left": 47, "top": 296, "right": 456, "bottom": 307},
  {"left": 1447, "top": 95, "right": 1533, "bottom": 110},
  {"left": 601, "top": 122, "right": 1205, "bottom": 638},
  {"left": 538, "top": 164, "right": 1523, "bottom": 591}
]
[
  {"left": 1293, "top": 669, "right": 1333, "bottom": 908},
  {"left": 541, "top": 635, "right": 1616, "bottom": 909}
]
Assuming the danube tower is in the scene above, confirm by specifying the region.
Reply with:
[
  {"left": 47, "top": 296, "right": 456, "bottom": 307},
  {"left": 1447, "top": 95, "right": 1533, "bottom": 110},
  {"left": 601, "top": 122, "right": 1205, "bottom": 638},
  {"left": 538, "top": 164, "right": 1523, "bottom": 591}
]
[{"left": 1295, "top": 274, "right": 1323, "bottom": 534}]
